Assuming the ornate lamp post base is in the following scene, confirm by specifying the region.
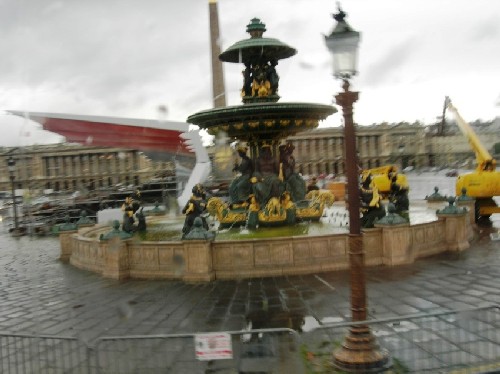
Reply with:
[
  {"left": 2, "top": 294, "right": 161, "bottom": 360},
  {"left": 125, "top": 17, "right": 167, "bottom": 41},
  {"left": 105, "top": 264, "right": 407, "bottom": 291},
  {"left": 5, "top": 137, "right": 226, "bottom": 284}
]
[
  {"left": 332, "top": 233, "right": 391, "bottom": 372},
  {"left": 333, "top": 325, "right": 390, "bottom": 372}
]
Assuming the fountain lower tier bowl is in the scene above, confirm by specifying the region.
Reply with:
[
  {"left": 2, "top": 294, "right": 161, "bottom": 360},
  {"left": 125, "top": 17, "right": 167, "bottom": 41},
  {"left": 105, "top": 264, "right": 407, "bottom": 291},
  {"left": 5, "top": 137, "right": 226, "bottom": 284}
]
[{"left": 187, "top": 102, "right": 336, "bottom": 140}]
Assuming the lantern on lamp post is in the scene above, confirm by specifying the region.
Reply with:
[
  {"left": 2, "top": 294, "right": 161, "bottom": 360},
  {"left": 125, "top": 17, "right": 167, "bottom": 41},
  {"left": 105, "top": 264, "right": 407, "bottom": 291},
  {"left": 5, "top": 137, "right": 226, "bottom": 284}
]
[
  {"left": 325, "top": 7, "right": 360, "bottom": 80},
  {"left": 325, "top": 5, "right": 390, "bottom": 372}
]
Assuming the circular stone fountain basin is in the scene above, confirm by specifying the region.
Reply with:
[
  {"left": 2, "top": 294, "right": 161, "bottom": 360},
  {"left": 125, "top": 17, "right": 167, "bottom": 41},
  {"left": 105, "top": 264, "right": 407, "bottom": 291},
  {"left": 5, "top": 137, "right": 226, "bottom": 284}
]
[{"left": 144, "top": 202, "right": 440, "bottom": 241}]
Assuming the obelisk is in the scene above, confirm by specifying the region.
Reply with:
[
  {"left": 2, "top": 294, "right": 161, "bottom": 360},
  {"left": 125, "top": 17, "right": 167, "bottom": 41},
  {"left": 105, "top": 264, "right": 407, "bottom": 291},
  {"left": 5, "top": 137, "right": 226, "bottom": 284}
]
[{"left": 208, "top": 0, "right": 226, "bottom": 108}]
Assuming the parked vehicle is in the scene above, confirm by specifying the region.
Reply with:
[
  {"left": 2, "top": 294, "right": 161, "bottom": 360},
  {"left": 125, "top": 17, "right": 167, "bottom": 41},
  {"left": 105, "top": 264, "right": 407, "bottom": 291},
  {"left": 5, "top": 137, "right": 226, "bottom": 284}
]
[{"left": 445, "top": 170, "right": 458, "bottom": 177}]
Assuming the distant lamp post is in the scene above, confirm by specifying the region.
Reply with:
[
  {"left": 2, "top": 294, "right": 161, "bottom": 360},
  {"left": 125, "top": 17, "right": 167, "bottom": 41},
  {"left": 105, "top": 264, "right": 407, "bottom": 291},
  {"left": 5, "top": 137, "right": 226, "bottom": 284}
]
[
  {"left": 7, "top": 157, "right": 22, "bottom": 236},
  {"left": 398, "top": 144, "right": 405, "bottom": 169},
  {"left": 325, "top": 5, "right": 390, "bottom": 372}
]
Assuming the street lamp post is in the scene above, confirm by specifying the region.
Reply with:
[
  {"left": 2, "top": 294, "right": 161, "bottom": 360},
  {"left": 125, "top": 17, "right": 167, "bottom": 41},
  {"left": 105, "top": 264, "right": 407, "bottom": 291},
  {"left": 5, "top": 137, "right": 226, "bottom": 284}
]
[
  {"left": 325, "top": 5, "right": 390, "bottom": 372},
  {"left": 398, "top": 144, "right": 405, "bottom": 169},
  {"left": 7, "top": 156, "right": 22, "bottom": 236}
]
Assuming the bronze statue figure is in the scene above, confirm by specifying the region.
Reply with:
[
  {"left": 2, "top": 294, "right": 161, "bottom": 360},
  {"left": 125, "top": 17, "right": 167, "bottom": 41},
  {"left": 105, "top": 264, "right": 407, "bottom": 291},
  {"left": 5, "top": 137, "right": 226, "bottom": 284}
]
[
  {"left": 181, "top": 184, "right": 209, "bottom": 238},
  {"left": 229, "top": 145, "right": 254, "bottom": 204},
  {"left": 252, "top": 144, "right": 281, "bottom": 206},
  {"left": 279, "top": 142, "right": 306, "bottom": 202}
]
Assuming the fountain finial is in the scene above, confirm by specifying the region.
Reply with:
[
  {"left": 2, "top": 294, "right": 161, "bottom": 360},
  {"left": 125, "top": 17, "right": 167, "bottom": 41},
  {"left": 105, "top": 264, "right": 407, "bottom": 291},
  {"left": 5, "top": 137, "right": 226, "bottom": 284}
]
[
  {"left": 333, "top": 3, "right": 346, "bottom": 22},
  {"left": 436, "top": 196, "right": 467, "bottom": 215},
  {"left": 246, "top": 18, "right": 266, "bottom": 38}
]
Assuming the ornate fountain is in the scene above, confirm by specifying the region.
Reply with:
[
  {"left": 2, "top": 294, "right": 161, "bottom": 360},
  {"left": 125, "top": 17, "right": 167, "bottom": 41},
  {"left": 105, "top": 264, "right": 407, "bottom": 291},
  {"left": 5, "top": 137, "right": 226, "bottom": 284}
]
[
  {"left": 187, "top": 18, "right": 336, "bottom": 229},
  {"left": 60, "top": 20, "right": 474, "bottom": 283}
]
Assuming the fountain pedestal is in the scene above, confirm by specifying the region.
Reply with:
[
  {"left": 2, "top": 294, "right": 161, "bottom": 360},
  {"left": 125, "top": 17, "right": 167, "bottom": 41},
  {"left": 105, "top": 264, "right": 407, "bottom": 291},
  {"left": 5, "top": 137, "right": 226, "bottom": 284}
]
[
  {"left": 375, "top": 224, "right": 412, "bottom": 265},
  {"left": 58, "top": 229, "right": 78, "bottom": 263},
  {"left": 456, "top": 199, "right": 476, "bottom": 240},
  {"left": 182, "top": 241, "right": 215, "bottom": 282},
  {"left": 437, "top": 213, "right": 470, "bottom": 252},
  {"left": 102, "top": 238, "right": 131, "bottom": 280}
]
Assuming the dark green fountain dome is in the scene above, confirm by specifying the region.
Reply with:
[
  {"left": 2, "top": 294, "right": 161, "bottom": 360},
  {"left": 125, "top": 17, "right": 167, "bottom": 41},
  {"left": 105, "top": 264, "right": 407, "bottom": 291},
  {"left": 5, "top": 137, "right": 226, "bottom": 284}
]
[{"left": 219, "top": 18, "right": 297, "bottom": 63}]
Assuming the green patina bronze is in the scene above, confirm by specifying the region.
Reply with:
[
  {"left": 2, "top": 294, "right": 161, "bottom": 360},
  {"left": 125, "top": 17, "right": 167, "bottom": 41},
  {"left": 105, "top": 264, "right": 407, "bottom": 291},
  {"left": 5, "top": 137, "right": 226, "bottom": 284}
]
[
  {"left": 76, "top": 210, "right": 94, "bottom": 226},
  {"left": 100, "top": 220, "right": 133, "bottom": 241},
  {"left": 187, "top": 17, "right": 335, "bottom": 142},
  {"left": 187, "top": 103, "right": 335, "bottom": 141},
  {"left": 456, "top": 187, "right": 475, "bottom": 201},
  {"left": 183, "top": 217, "right": 216, "bottom": 240},
  {"left": 187, "top": 18, "right": 336, "bottom": 232},
  {"left": 146, "top": 201, "right": 165, "bottom": 216},
  {"left": 437, "top": 196, "right": 467, "bottom": 215},
  {"left": 375, "top": 203, "right": 409, "bottom": 226},
  {"left": 220, "top": 18, "right": 297, "bottom": 64},
  {"left": 57, "top": 215, "right": 77, "bottom": 232},
  {"left": 425, "top": 186, "right": 448, "bottom": 201}
]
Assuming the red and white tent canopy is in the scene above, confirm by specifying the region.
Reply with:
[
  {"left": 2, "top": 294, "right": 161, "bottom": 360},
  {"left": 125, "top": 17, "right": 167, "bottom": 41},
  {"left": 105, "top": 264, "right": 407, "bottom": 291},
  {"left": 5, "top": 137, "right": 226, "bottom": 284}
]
[{"left": 8, "top": 111, "right": 196, "bottom": 158}]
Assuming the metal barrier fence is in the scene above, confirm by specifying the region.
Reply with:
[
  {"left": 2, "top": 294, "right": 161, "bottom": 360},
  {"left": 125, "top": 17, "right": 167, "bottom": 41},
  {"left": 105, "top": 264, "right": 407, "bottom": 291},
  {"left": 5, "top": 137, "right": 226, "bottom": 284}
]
[
  {"left": 302, "top": 304, "right": 500, "bottom": 373},
  {"left": 0, "top": 332, "right": 93, "bottom": 373},
  {"left": 94, "top": 328, "right": 302, "bottom": 373},
  {"left": 1, "top": 306, "right": 499, "bottom": 373},
  {"left": 0, "top": 328, "right": 301, "bottom": 373}
]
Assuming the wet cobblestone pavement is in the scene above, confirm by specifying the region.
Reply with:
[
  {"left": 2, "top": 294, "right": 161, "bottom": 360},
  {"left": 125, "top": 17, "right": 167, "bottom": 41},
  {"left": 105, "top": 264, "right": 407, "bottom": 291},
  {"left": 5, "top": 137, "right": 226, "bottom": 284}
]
[
  {"left": 0, "top": 216, "right": 498, "bottom": 333},
  {"left": 0, "top": 172, "right": 499, "bottom": 372}
]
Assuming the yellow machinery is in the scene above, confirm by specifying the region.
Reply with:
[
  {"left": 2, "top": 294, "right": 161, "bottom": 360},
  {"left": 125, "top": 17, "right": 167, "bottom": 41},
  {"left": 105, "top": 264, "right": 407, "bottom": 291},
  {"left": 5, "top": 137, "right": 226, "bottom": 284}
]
[
  {"left": 360, "top": 165, "right": 409, "bottom": 198},
  {"left": 447, "top": 98, "right": 500, "bottom": 221}
]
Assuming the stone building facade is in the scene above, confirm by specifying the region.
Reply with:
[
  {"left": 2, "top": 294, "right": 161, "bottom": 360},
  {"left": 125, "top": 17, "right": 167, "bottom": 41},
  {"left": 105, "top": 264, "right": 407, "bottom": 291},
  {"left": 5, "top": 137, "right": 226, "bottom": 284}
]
[
  {"left": 287, "top": 123, "right": 427, "bottom": 176},
  {"left": 286, "top": 120, "right": 500, "bottom": 176},
  {"left": 2, "top": 119, "right": 499, "bottom": 195},
  {"left": 0, "top": 144, "right": 173, "bottom": 194}
]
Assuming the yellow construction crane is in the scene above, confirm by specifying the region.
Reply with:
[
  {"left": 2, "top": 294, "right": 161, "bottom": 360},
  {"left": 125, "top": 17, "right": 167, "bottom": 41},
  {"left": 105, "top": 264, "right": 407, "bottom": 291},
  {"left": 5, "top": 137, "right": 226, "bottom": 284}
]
[{"left": 446, "top": 98, "right": 500, "bottom": 222}]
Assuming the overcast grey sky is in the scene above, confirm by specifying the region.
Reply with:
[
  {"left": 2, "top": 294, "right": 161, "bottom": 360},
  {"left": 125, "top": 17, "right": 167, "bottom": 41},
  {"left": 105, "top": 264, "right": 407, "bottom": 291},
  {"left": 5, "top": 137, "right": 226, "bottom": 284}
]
[{"left": 0, "top": 0, "right": 499, "bottom": 146}]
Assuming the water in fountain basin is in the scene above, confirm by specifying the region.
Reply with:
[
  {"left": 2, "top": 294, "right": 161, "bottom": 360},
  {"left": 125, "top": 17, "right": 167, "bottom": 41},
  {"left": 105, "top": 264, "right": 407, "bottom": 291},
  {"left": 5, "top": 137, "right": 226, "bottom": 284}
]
[{"left": 144, "top": 201, "right": 441, "bottom": 241}]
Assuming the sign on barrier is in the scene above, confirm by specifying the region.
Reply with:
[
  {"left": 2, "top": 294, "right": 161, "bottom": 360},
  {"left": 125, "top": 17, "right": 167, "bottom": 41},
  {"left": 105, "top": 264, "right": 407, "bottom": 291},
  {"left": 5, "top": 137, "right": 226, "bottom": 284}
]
[{"left": 194, "top": 332, "right": 233, "bottom": 361}]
